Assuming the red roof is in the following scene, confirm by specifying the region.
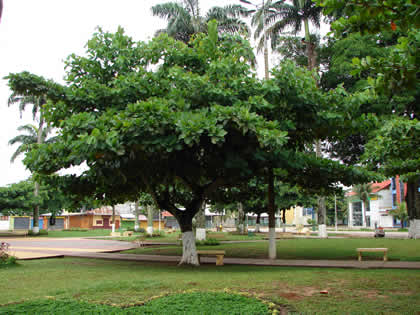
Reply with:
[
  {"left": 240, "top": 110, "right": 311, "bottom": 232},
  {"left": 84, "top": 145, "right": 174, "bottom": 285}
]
[
  {"left": 161, "top": 211, "right": 173, "bottom": 217},
  {"left": 371, "top": 180, "right": 391, "bottom": 193},
  {"left": 347, "top": 180, "right": 391, "bottom": 197}
]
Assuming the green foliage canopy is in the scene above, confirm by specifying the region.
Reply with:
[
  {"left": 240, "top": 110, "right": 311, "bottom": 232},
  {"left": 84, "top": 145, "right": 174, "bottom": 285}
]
[{"left": 6, "top": 22, "right": 371, "bottom": 235}]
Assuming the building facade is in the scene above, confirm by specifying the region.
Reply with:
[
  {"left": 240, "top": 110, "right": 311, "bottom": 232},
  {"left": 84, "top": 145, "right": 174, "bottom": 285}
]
[{"left": 347, "top": 178, "right": 406, "bottom": 228}]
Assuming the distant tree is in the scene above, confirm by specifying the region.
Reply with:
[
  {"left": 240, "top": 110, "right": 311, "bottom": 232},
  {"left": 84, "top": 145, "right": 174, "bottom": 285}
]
[
  {"left": 353, "top": 183, "right": 375, "bottom": 227},
  {"left": 152, "top": 0, "right": 250, "bottom": 43},
  {"left": 0, "top": 180, "right": 36, "bottom": 216},
  {"left": 8, "top": 119, "right": 56, "bottom": 233},
  {"left": 389, "top": 202, "right": 408, "bottom": 229}
]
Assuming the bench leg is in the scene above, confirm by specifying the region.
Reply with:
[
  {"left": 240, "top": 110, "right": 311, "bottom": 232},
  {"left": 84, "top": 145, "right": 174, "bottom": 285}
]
[
  {"left": 216, "top": 255, "right": 224, "bottom": 266},
  {"left": 384, "top": 252, "right": 387, "bottom": 261},
  {"left": 358, "top": 252, "right": 362, "bottom": 261},
  {"left": 197, "top": 254, "right": 201, "bottom": 264}
]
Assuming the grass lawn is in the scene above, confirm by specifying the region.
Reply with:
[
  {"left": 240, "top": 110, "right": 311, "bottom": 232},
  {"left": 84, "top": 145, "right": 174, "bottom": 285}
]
[
  {"left": 30, "top": 229, "right": 122, "bottom": 238},
  {"left": 125, "top": 238, "right": 420, "bottom": 261},
  {"left": 1, "top": 257, "right": 420, "bottom": 314}
]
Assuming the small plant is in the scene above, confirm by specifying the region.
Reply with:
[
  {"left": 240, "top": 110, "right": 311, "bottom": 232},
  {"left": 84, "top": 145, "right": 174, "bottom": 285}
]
[
  {"left": 149, "top": 231, "right": 165, "bottom": 238},
  {"left": 307, "top": 219, "right": 317, "bottom": 226},
  {"left": 127, "top": 227, "right": 146, "bottom": 233},
  {"left": 196, "top": 238, "right": 220, "bottom": 246},
  {"left": 0, "top": 242, "right": 17, "bottom": 267},
  {"left": 63, "top": 228, "right": 89, "bottom": 232}
]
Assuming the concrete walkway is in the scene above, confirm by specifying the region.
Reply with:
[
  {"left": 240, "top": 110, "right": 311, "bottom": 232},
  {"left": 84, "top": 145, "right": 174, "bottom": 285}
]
[
  {"left": 3, "top": 237, "right": 137, "bottom": 260},
  {"left": 65, "top": 252, "right": 420, "bottom": 270}
]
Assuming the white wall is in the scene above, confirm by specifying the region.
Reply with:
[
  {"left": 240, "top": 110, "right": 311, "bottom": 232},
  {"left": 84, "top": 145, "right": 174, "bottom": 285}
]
[
  {"left": 379, "top": 215, "right": 394, "bottom": 228},
  {"left": 378, "top": 187, "right": 392, "bottom": 209},
  {"left": 0, "top": 220, "right": 10, "bottom": 230}
]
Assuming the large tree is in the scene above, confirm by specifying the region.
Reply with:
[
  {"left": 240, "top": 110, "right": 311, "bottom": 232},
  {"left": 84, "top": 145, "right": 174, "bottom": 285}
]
[
  {"left": 319, "top": 0, "right": 420, "bottom": 237},
  {"left": 151, "top": 0, "right": 250, "bottom": 43},
  {"left": 7, "top": 22, "right": 370, "bottom": 265}
]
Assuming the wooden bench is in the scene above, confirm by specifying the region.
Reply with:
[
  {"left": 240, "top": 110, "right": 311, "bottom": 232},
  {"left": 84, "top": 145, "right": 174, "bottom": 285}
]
[
  {"left": 197, "top": 250, "right": 225, "bottom": 266},
  {"left": 357, "top": 248, "right": 388, "bottom": 261}
]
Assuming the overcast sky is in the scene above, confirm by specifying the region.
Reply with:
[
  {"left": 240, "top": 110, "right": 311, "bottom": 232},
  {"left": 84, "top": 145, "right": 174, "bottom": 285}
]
[{"left": 0, "top": 0, "right": 326, "bottom": 186}]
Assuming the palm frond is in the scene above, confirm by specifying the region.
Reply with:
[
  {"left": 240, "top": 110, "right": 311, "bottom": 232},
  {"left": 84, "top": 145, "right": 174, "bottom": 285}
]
[
  {"left": 183, "top": 0, "right": 199, "bottom": 17},
  {"left": 222, "top": 4, "right": 252, "bottom": 18},
  {"left": 151, "top": 3, "right": 187, "bottom": 20}
]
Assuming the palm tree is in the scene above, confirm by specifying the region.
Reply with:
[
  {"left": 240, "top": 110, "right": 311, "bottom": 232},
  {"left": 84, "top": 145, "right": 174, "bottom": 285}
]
[
  {"left": 9, "top": 124, "right": 54, "bottom": 162},
  {"left": 253, "top": 0, "right": 322, "bottom": 70},
  {"left": 8, "top": 94, "right": 49, "bottom": 234},
  {"left": 390, "top": 202, "right": 408, "bottom": 229},
  {"left": 353, "top": 183, "right": 375, "bottom": 228},
  {"left": 151, "top": 0, "right": 250, "bottom": 43},
  {"left": 9, "top": 123, "right": 56, "bottom": 233}
]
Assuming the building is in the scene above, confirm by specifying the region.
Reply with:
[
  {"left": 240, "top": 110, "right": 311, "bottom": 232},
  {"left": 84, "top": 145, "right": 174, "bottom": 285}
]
[
  {"left": 347, "top": 177, "right": 406, "bottom": 228},
  {"left": 62, "top": 207, "right": 121, "bottom": 230}
]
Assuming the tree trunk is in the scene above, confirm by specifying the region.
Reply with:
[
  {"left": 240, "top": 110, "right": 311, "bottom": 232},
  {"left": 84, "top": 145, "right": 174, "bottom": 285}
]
[
  {"left": 267, "top": 168, "right": 276, "bottom": 260},
  {"left": 32, "top": 113, "right": 44, "bottom": 235},
  {"left": 32, "top": 181, "right": 40, "bottom": 234},
  {"left": 407, "top": 178, "right": 420, "bottom": 238},
  {"left": 134, "top": 201, "right": 140, "bottom": 231},
  {"left": 363, "top": 201, "right": 368, "bottom": 228},
  {"left": 177, "top": 214, "right": 199, "bottom": 266},
  {"left": 147, "top": 206, "right": 154, "bottom": 235},
  {"left": 255, "top": 213, "right": 261, "bottom": 233},
  {"left": 195, "top": 203, "right": 206, "bottom": 241},
  {"left": 237, "top": 203, "right": 245, "bottom": 234},
  {"left": 112, "top": 205, "right": 116, "bottom": 232}
]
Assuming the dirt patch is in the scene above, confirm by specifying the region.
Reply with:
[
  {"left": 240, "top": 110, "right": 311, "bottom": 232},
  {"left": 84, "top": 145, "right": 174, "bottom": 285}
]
[
  {"left": 278, "top": 292, "right": 300, "bottom": 300},
  {"left": 260, "top": 283, "right": 320, "bottom": 300}
]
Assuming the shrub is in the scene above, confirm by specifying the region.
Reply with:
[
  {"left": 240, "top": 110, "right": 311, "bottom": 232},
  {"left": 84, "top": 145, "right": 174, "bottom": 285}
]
[
  {"left": 28, "top": 229, "right": 48, "bottom": 236},
  {"left": 63, "top": 228, "right": 89, "bottom": 232},
  {"left": 196, "top": 238, "right": 220, "bottom": 246},
  {"left": 0, "top": 242, "right": 17, "bottom": 267},
  {"left": 127, "top": 227, "right": 146, "bottom": 233},
  {"left": 149, "top": 231, "right": 165, "bottom": 237}
]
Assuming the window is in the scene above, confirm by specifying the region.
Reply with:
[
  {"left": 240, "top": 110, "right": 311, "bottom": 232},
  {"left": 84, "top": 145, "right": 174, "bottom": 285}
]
[
  {"left": 96, "top": 220, "right": 103, "bottom": 225},
  {"left": 391, "top": 177, "right": 396, "bottom": 191},
  {"left": 352, "top": 202, "right": 362, "bottom": 226}
]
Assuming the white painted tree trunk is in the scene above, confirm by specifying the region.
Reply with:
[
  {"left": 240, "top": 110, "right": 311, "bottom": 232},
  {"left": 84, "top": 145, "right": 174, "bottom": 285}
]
[
  {"left": 147, "top": 206, "right": 154, "bottom": 235},
  {"left": 318, "top": 224, "right": 327, "bottom": 238},
  {"left": 179, "top": 231, "right": 199, "bottom": 266},
  {"left": 196, "top": 228, "right": 206, "bottom": 241},
  {"left": 361, "top": 202, "right": 366, "bottom": 227},
  {"left": 268, "top": 227, "right": 276, "bottom": 260},
  {"left": 409, "top": 219, "right": 420, "bottom": 239},
  {"left": 255, "top": 223, "right": 260, "bottom": 233},
  {"left": 32, "top": 226, "right": 39, "bottom": 234},
  {"left": 134, "top": 201, "right": 140, "bottom": 231}
]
